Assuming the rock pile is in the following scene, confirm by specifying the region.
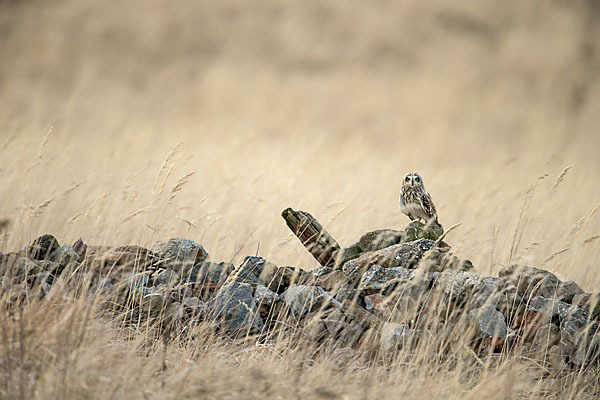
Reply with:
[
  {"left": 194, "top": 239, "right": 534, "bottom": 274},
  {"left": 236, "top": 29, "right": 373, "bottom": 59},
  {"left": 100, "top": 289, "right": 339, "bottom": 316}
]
[{"left": 1, "top": 213, "right": 599, "bottom": 377}]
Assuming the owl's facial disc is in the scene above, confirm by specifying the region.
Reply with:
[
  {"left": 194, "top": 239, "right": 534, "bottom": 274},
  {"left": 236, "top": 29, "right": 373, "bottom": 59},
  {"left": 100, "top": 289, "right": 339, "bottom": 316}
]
[{"left": 403, "top": 175, "right": 411, "bottom": 186}]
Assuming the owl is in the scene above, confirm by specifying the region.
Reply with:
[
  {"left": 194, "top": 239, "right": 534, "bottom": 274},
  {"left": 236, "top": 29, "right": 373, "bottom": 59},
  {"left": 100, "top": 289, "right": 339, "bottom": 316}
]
[{"left": 399, "top": 172, "right": 440, "bottom": 226}]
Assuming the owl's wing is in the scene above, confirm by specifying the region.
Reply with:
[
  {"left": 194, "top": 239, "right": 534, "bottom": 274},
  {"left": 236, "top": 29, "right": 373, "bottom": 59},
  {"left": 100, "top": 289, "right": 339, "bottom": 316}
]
[{"left": 420, "top": 191, "right": 437, "bottom": 219}]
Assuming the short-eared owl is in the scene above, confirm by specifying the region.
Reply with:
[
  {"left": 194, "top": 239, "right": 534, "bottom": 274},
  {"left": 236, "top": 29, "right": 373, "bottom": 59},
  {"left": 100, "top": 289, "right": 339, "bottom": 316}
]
[{"left": 399, "top": 172, "right": 440, "bottom": 226}]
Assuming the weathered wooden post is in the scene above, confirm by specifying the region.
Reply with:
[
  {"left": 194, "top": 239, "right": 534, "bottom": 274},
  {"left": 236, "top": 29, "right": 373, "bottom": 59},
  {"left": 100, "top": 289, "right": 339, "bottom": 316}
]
[{"left": 281, "top": 208, "right": 340, "bottom": 267}]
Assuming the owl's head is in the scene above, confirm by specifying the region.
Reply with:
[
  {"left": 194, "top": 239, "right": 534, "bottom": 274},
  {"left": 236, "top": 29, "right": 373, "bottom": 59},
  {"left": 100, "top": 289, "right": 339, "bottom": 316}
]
[{"left": 402, "top": 172, "right": 424, "bottom": 188}]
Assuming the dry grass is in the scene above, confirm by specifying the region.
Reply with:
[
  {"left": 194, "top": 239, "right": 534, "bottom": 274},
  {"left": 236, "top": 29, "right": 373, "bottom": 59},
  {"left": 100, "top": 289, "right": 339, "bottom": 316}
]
[{"left": 1, "top": 0, "right": 600, "bottom": 398}]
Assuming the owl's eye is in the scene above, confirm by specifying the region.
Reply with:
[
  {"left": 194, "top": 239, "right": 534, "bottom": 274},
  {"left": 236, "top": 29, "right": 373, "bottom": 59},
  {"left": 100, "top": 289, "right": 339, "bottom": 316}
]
[
  {"left": 405, "top": 177, "right": 410, "bottom": 182},
  {"left": 415, "top": 177, "right": 420, "bottom": 182}
]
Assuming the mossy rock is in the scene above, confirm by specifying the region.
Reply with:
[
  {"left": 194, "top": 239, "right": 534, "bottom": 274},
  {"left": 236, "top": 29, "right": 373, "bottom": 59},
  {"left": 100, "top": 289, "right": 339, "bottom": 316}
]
[{"left": 404, "top": 221, "right": 444, "bottom": 241}]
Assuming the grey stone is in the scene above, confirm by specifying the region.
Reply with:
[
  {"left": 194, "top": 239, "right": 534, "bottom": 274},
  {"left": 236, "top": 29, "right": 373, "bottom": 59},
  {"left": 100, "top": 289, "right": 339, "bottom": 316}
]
[
  {"left": 266, "top": 266, "right": 308, "bottom": 293},
  {"left": 282, "top": 284, "right": 324, "bottom": 317},
  {"left": 52, "top": 244, "right": 80, "bottom": 266},
  {"left": 224, "top": 257, "right": 265, "bottom": 287},
  {"left": 572, "top": 292, "right": 600, "bottom": 320},
  {"left": 498, "top": 265, "right": 560, "bottom": 300},
  {"left": 358, "top": 229, "right": 404, "bottom": 252},
  {"left": 404, "top": 221, "right": 443, "bottom": 241},
  {"left": 254, "top": 284, "right": 279, "bottom": 318},
  {"left": 468, "top": 305, "right": 507, "bottom": 339},
  {"left": 358, "top": 264, "right": 412, "bottom": 294},
  {"left": 323, "top": 308, "right": 347, "bottom": 335},
  {"left": 208, "top": 281, "right": 264, "bottom": 336},
  {"left": 27, "top": 234, "right": 60, "bottom": 260},
  {"left": 187, "top": 262, "right": 233, "bottom": 287},
  {"left": 418, "top": 247, "right": 474, "bottom": 273},
  {"left": 556, "top": 281, "right": 584, "bottom": 303},
  {"left": 332, "top": 242, "right": 363, "bottom": 266},
  {"left": 151, "top": 268, "right": 179, "bottom": 287},
  {"left": 151, "top": 238, "right": 208, "bottom": 265}
]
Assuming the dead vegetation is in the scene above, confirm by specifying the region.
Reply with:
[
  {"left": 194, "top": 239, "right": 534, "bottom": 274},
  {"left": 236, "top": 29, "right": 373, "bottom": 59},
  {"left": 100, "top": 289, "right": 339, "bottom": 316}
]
[{"left": 1, "top": 0, "right": 600, "bottom": 398}]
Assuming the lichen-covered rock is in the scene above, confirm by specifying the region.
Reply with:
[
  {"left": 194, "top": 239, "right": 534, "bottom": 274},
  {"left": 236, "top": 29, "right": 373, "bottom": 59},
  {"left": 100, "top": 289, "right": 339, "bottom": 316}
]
[
  {"left": 556, "top": 281, "right": 584, "bottom": 304},
  {"left": 223, "top": 257, "right": 265, "bottom": 287},
  {"left": 358, "top": 264, "right": 412, "bottom": 294},
  {"left": 208, "top": 281, "right": 264, "bottom": 336},
  {"left": 418, "top": 247, "right": 474, "bottom": 273},
  {"left": 257, "top": 260, "right": 279, "bottom": 287},
  {"left": 498, "top": 265, "right": 560, "bottom": 300},
  {"left": 27, "top": 234, "right": 60, "bottom": 260},
  {"left": 151, "top": 268, "right": 179, "bottom": 287},
  {"left": 341, "top": 239, "right": 436, "bottom": 287},
  {"left": 468, "top": 305, "right": 507, "bottom": 341},
  {"left": 282, "top": 284, "right": 324, "bottom": 317},
  {"left": 254, "top": 284, "right": 279, "bottom": 318},
  {"left": 266, "top": 266, "right": 309, "bottom": 293},
  {"left": 314, "top": 269, "right": 348, "bottom": 291},
  {"left": 323, "top": 308, "right": 347, "bottom": 335},
  {"left": 364, "top": 293, "right": 387, "bottom": 312},
  {"left": 53, "top": 244, "right": 80, "bottom": 267},
  {"left": 404, "top": 221, "right": 443, "bottom": 241},
  {"left": 358, "top": 229, "right": 404, "bottom": 252},
  {"left": 572, "top": 292, "right": 600, "bottom": 320},
  {"left": 571, "top": 322, "right": 600, "bottom": 367},
  {"left": 332, "top": 242, "right": 363, "bottom": 267},
  {"left": 187, "top": 262, "right": 234, "bottom": 289},
  {"left": 532, "top": 323, "right": 560, "bottom": 350},
  {"left": 151, "top": 238, "right": 207, "bottom": 266}
]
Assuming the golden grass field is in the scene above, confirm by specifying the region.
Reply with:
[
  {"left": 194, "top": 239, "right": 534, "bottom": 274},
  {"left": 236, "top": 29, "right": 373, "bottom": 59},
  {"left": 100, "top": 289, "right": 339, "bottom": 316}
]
[{"left": 1, "top": 0, "right": 600, "bottom": 398}]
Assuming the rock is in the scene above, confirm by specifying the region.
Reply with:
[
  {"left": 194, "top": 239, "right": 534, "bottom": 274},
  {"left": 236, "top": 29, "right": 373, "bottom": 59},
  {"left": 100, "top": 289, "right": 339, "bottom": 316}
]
[
  {"left": 358, "top": 229, "right": 404, "bottom": 252},
  {"left": 433, "top": 270, "right": 472, "bottom": 303},
  {"left": 332, "top": 242, "right": 363, "bottom": 267},
  {"left": 571, "top": 322, "right": 600, "bottom": 367},
  {"left": 266, "top": 266, "right": 308, "bottom": 293},
  {"left": 364, "top": 293, "right": 388, "bottom": 312},
  {"left": 498, "top": 265, "right": 560, "bottom": 300},
  {"left": 281, "top": 284, "right": 324, "bottom": 317},
  {"left": 151, "top": 268, "right": 179, "bottom": 287},
  {"left": 208, "top": 281, "right": 264, "bottom": 336},
  {"left": 358, "top": 264, "right": 412, "bottom": 294},
  {"left": 418, "top": 247, "right": 474, "bottom": 273},
  {"left": 257, "top": 260, "right": 279, "bottom": 287},
  {"left": 404, "top": 221, "right": 443, "bottom": 241},
  {"left": 314, "top": 270, "right": 348, "bottom": 291},
  {"left": 468, "top": 305, "right": 507, "bottom": 342},
  {"left": 27, "top": 234, "right": 60, "bottom": 260},
  {"left": 86, "top": 245, "right": 156, "bottom": 270},
  {"left": 187, "top": 262, "right": 233, "bottom": 289},
  {"left": 340, "top": 258, "right": 364, "bottom": 286},
  {"left": 151, "top": 238, "right": 208, "bottom": 266},
  {"left": 556, "top": 281, "right": 584, "bottom": 303},
  {"left": 132, "top": 285, "right": 172, "bottom": 319},
  {"left": 323, "top": 308, "right": 347, "bottom": 335},
  {"left": 380, "top": 322, "right": 417, "bottom": 355},
  {"left": 223, "top": 257, "right": 265, "bottom": 287},
  {"left": 572, "top": 293, "right": 600, "bottom": 320},
  {"left": 341, "top": 239, "right": 435, "bottom": 286},
  {"left": 53, "top": 244, "right": 80, "bottom": 266},
  {"left": 181, "top": 296, "right": 207, "bottom": 316},
  {"left": 462, "top": 275, "right": 503, "bottom": 308},
  {"left": 392, "top": 239, "right": 436, "bottom": 269},
  {"left": 72, "top": 238, "right": 87, "bottom": 260},
  {"left": 254, "top": 284, "right": 279, "bottom": 318},
  {"left": 332, "top": 283, "right": 356, "bottom": 304},
  {"left": 532, "top": 323, "right": 560, "bottom": 350}
]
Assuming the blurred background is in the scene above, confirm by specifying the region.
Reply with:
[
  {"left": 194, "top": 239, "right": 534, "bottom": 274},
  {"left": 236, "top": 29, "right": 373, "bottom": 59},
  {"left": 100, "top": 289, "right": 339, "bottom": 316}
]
[{"left": 1, "top": 0, "right": 599, "bottom": 286}]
